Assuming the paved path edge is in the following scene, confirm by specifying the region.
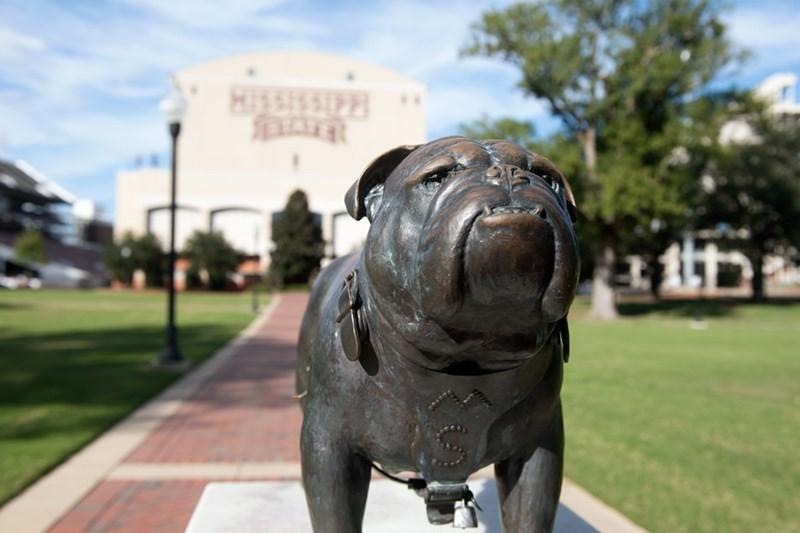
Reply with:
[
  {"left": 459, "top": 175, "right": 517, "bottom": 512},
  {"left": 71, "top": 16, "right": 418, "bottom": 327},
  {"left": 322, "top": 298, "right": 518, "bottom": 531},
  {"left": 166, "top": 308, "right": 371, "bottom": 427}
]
[{"left": 0, "top": 295, "right": 282, "bottom": 533}]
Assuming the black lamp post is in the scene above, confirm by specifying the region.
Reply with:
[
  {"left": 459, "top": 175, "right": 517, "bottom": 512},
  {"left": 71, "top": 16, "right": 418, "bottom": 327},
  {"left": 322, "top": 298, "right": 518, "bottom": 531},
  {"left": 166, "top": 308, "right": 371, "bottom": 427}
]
[{"left": 156, "top": 79, "right": 188, "bottom": 367}]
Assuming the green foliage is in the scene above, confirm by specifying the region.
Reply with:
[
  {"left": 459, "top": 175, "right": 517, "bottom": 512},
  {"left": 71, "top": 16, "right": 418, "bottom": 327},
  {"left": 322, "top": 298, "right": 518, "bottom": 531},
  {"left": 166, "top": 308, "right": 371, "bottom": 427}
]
[
  {"left": 13, "top": 229, "right": 47, "bottom": 264},
  {"left": 459, "top": 115, "right": 537, "bottom": 146},
  {"left": 184, "top": 230, "right": 241, "bottom": 290},
  {"left": 464, "top": 0, "right": 739, "bottom": 137},
  {"left": 693, "top": 92, "right": 800, "bottom": 299},
  {"left": 134, "top": 233, "right": 164, "bottom": 287},
  {"left": 268, "top": 190, "right": 324, "bottom": 286},
  {"left": 104, "top": 232, "right": 164, "bottom": 287},
  {"left": 104, "top": 234, "right": 136, "bottom": 284},
  {"left": 464, "top": 0, "right": 742, "bottom": 309}
]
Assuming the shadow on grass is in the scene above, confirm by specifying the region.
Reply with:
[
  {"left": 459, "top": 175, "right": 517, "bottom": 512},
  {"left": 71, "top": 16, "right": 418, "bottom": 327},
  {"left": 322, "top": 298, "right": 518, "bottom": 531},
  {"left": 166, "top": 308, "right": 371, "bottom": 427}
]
[
  {"left": 0, "top": 324, "right": 299, "bottom": 430},
  {"left": 618, "top": 299, "right": 733, "bottom": 317},
  {"left": 0, "top": 299, "right": 32, "bottom": 310},
  {"left": 617, "top": 296, "right": 800, "bottom": 317},
  {"left": 0, "top": 322, "right": 299, "bottom": 504}
]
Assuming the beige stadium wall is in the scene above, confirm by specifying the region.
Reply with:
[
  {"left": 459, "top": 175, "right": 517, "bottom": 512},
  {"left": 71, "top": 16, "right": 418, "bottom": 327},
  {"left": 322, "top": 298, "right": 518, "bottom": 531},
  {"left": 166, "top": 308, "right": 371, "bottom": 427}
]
[{"left": 115, "top": 51, "right": 427, "bottom": 261}]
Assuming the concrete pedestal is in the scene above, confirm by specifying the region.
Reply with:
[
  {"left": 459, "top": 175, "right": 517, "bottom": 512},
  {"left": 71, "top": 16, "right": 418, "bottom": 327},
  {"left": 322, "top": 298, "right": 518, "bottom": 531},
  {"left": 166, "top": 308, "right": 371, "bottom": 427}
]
[{"left": 186, "top": 479, "right": 597, "bottom": 532}]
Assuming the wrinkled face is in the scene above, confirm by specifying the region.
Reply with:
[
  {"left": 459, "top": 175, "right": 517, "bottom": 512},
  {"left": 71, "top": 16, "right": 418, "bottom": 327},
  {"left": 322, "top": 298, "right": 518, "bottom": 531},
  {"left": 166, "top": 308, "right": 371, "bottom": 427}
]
[{"left": 350, "top": 137, "right": 579, "bottom": 370}]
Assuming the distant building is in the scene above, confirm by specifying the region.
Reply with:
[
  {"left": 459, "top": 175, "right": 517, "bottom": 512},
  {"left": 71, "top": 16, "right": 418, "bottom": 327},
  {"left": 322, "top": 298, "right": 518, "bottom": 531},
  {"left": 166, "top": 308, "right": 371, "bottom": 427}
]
[
  {"left": 756, "top": 73, "right": 800, "bottom": 115},
  {"left": 0, "top": 159, "right": 110, "bottom": 288},
  {"left": 115, "top": 51, "right": 427, "bottom": 280},
  {"left": 71, "top": 199, "right": 114, "bottom": 247},
  {"left": 0, "top": 159, "right": 73, "bottom": 238}
]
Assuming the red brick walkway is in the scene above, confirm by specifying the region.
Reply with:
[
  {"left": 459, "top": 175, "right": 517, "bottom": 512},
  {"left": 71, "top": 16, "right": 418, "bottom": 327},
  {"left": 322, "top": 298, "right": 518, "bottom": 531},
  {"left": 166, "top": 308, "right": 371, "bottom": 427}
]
[{"left": 50, "top": 293, "right": 308, "bottom": 533}]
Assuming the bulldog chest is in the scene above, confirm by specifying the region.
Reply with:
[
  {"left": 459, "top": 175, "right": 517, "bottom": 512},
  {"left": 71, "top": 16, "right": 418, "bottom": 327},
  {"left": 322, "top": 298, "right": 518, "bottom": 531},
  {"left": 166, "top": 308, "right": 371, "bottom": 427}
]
[{"left": 361, "top": 351, "right": 554, "bottom": 483}]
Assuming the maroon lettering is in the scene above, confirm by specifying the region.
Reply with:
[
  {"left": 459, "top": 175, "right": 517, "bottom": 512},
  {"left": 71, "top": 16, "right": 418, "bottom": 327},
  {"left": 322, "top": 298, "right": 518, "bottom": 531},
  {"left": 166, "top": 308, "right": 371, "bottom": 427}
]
[{"left": 234, "top": 86, "right": 368, "bottom": 144}]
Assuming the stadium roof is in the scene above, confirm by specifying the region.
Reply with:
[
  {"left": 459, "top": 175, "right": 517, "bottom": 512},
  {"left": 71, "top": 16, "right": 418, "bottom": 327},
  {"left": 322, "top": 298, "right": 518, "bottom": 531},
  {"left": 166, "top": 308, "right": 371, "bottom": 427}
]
[{"left": 0, "top": 159, "right": 75, "bottom": 204}]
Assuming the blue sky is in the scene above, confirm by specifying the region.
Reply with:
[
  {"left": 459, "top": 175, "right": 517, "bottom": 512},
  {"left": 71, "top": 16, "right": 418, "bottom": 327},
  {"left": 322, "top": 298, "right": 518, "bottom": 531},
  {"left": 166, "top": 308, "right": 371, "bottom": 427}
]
[{"left": 1, "top": 0, "right": 798, "bottom": 219}]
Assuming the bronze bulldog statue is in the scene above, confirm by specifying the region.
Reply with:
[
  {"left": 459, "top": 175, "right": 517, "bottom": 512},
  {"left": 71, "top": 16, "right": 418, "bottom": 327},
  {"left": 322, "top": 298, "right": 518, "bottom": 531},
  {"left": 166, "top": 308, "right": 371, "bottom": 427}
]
[{"left": 296, "top": 136, "right": 579, "bottom": 532}]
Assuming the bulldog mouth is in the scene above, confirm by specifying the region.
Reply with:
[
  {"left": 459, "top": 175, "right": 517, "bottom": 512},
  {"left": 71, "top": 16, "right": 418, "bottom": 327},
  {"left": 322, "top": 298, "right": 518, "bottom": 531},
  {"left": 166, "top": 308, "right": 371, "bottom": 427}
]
[{"left": 482, "top": 204, "right": 546, "bottom": 218}]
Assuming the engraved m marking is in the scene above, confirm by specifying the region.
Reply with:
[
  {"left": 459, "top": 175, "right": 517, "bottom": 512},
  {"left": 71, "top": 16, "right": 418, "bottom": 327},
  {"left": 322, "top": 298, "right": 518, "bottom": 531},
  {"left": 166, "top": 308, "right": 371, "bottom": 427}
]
[{"left": 428, "top": 389, "right": 492, "bottom": 412}]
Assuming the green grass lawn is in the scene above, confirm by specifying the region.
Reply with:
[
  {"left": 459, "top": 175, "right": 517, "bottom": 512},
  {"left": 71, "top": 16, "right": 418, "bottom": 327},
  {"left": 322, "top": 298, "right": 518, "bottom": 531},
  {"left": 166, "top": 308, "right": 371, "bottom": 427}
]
[
  {"left": 0, "top": 289, "right": 258, "bottom": 505},
  {"left": 563, "top": 298, "right": 800, "bottom": 533}
]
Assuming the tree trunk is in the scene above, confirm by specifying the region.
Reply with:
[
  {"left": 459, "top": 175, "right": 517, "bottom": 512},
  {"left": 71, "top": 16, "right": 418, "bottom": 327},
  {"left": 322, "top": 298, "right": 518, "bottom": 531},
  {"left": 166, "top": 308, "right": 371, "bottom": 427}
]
[
  {"left": 577, "top": 127, "right": 598, "bottom": 182},
  {"left": 591, "top": 243, "right": 619, "bottom": 319},
  {"left": 750, "top": 250, "right": 765, "bottom": 302},
  {"left": 579, "top": 125, "right": 618, "bottom": 319}
]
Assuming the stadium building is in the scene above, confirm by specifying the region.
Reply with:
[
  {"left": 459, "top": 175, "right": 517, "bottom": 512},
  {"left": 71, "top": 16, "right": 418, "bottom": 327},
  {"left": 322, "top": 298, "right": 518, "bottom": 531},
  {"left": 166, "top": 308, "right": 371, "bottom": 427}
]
[{"left": 115, "top": 51, "right": 427, "bottom": 282}]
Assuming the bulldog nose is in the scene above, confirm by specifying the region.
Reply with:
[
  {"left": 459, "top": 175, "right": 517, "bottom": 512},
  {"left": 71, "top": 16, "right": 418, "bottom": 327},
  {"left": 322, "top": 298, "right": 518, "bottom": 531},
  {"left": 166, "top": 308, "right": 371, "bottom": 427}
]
[{"left": 485, "top": 164, "right": 530, "bottom": 191}]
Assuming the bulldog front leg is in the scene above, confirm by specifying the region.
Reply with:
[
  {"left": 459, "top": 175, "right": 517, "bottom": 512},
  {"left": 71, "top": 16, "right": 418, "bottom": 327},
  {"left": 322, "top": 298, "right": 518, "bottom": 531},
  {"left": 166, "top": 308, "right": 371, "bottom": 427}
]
[
  {"left": 300, "top": 414, "right": 372, "bottom": 533},
  {"left": 494, "top": 405, "right": 564, "bottom": 533}
]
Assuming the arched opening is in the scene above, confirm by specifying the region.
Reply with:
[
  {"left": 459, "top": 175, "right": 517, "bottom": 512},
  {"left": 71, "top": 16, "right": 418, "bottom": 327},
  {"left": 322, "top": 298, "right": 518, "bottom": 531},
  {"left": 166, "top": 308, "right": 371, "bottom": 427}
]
[
  {"left": 146, "top": 205, "right": 202, "bottom": 251},
  {"left": 209, "top": 207, "right": 265, "bottom": 256}
]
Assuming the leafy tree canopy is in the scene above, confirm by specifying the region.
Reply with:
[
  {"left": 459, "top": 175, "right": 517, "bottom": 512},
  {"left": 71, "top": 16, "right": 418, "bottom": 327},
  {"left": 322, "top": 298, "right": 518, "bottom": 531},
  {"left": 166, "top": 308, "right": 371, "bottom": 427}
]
[
  {"left": 105, "top": 232, "right": 164, "bottom": 286},
  {"left": 693, "top": 92, "right": 800, "bottom": 300},
  {"left": 184, "top": 230, "right": 241, "bottom": 290}
]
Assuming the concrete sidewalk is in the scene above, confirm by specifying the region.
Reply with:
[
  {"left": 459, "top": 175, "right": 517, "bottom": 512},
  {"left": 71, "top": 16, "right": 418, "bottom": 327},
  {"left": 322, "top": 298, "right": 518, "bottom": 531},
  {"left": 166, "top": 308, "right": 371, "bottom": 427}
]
[{"left": 0, "top": 291, "right": 644, "bottom": 533}]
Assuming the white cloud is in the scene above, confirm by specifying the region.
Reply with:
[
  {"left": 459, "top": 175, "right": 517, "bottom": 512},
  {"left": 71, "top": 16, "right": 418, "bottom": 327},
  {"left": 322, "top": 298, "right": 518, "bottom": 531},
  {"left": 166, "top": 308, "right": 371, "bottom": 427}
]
[
  {"left": 0, "top": 28, "right": 46, "bottom": 58},
  {"left": 117, "top": 0, "right": 288, "bottom": 29}
]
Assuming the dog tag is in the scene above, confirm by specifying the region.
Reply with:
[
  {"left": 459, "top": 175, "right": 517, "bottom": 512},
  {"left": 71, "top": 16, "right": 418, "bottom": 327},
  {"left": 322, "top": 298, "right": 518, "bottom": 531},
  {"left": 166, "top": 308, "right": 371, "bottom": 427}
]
[
  {"left": 336, "top": 270, "right": 367, "bottom": 361},
  {"left": 452, "top": 501, "right": 478, "bottom": 529}
]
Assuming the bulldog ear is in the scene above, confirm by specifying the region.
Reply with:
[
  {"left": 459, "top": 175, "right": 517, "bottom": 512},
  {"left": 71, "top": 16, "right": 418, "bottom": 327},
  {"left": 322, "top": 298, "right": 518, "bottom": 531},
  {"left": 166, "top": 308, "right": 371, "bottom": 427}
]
[
  {"left": 530, "top": 155, "right": 578, "bottom": 223},
  {"left": 345, "top": 145, "right": 418, "bottom": 221}
]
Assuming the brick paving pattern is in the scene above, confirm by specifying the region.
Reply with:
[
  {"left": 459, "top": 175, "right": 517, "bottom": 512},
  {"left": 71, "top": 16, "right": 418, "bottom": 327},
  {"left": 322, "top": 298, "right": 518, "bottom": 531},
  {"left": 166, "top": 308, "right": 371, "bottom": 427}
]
[{"left": 49, "top": 292, "right": 308, "bottom": 533}]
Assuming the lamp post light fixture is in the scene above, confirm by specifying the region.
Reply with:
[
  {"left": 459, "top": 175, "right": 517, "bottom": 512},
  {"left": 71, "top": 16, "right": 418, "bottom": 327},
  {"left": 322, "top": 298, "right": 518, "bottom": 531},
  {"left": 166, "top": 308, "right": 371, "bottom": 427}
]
[{"left": 155, "top": 78, "right": 188, "bottom": 368}]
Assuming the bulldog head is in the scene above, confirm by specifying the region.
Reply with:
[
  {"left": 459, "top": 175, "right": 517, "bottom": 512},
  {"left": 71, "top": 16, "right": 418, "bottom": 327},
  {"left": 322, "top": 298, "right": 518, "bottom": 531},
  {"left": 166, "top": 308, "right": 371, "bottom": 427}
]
[{"left": 346, "top": 137, "right": 579, "bottom": 371}]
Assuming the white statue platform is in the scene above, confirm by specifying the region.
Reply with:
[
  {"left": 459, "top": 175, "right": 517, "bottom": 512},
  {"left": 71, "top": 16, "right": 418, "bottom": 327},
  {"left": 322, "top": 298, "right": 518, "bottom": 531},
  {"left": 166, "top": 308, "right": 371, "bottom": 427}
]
[{"left": 186, "top": 479, "right": 599, "bottom": 532}]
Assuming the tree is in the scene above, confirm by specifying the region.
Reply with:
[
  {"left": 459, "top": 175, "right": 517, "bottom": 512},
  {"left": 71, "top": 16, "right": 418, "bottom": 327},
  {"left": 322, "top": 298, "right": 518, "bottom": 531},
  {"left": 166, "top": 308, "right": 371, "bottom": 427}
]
[
  {"left": 13, "top": 229, "right": 47, "bottom": 264},
  {"left": 104, "top": 232, "right": 164, "bottom": 287},
  {"left": 269, "top": 190, "right": 324, "bottom": 286},
  {"left": 696, "top": 94, "right": 800, "bottom": 301},
  {"left": 104, "top": 233, "right": 138, "bottom": 285},
  {"left": 184, "top": 230, "right": 241, "bottom": 290},
  {"left": 133, "top": 233, "right": 165, "bottom": 287},
  {"left": 460, "top": 114, "right": 537, "bottom": 146},
  {"left": 464, "top": 0, "right": 741, "bottom": 317}
]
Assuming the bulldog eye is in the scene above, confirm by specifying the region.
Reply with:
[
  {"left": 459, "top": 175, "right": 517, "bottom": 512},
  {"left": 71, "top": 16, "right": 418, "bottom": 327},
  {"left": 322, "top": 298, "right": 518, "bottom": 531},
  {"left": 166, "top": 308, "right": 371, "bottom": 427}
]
[
  {"left": 421, "top": 164, "right": 464, "bottom": 191},
  {"left": 423, "top": 170, "right": 447, "bottom": 187},
  {"left": 539, "top": 173, "right": 560, "bottom": 194}
]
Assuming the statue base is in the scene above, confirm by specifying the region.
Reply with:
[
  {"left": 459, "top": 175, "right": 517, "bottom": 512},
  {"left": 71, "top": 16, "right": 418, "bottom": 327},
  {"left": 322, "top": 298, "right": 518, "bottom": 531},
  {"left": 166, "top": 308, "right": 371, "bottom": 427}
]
[{"left": 185, "top": 479, "right": 592, "bottom": 532}]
